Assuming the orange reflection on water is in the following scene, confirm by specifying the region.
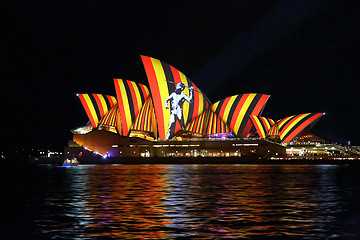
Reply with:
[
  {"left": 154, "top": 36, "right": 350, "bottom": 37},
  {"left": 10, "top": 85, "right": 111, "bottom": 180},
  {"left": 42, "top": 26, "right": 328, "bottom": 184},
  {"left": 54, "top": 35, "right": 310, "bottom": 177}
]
[
  {"left": 80, "top": 165, "right": 173, "bottom": 239},
  {"left": 63, "top": 164, "right": 345, "bottom": 239}
]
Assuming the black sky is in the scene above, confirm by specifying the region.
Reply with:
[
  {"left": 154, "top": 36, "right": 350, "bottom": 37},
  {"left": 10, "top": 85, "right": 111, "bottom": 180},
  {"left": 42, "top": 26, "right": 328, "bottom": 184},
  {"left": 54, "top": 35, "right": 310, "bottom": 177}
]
[{"left": 2, "top": 0, "right": 359, "bottom": 151}]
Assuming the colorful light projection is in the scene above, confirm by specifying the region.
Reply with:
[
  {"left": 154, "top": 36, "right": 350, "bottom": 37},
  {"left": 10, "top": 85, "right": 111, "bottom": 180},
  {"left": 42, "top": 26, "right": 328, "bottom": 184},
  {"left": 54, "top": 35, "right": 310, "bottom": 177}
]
[
  {"left": 211, "top": 94, "right": 270, "bottom": 138},
  {"left": 114, "top": 79, "right": 150, "bottom": 136},
  {"left": 250, "top": 113, "right": 325, "bottom": 143},
  {"left": 141, "top": 55, "right": 211, "bottom": 140},
  {"left": 77, "top": 94, "right": 117, "bottom": 128}
]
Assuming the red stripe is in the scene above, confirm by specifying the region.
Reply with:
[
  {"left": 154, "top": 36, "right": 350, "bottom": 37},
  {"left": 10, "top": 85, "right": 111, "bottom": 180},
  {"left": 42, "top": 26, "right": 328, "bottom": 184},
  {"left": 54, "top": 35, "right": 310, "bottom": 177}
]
[
  {"left": 141, "top": 56, "right": 165, "bottom": 139},
  {"left": 79, "top": 95, "right": 97, "bottom": 128},
  {"left": 229, "top": 94, "right": 249, "bottom": 130},
  {"left": 242, "top": 120, "right": 253, "bottom": 138},
  {"left": 170, "top": 66, "right": 182, "bottom": 84},
  {"left": 175, "top": 121, "right": 180, "bottom": 134},
  {"left": 93, "top": 94, "right": 105, "bottom": 117},
  {"left": 251, "top": 94, "right": 269, "bottom": 116},
  {"left": 114, "top": 79, "right": 129, "bottom": 135}
]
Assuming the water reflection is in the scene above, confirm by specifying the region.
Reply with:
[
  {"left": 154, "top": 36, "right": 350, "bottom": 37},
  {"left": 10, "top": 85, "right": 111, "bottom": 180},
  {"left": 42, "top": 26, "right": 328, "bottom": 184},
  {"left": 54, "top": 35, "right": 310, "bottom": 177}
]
[{"left": 2, "top": 164, "right": 360, "bottom": 239}]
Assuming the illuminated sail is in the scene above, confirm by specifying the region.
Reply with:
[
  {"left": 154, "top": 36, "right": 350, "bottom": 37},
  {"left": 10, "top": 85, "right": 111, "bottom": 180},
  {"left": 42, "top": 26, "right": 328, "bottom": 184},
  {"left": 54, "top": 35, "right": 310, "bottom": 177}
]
[
  {"left": 204, "top": 110, "right": 230, "bottom": 135},
  {"left": 132, "top": 96, "right": 158, "bottom": 137},
  {"left": 277, "top": 113, "right": 324, "bottom": 143},
  {"left": 77, "top": 94, "right": 117, "bottom": 128},
  {"left": 114, "top": 79, "right": 150, "bottom": 136},
  {"left": 266, "top": 123, "right": 280, "bottom": 139},
  {"left": 99, "top": 104, "right": 119, "bottom": 128},
  {"left": 249, "top": 115, "right": 275, "bottom": 138},
  {"left": 211, "top": 94, "right": 270, "bottom": 137},
  {"left": 185, "top": 111, "right": 207, "bottom": 135},
  {"left": 141, "top": 55, "right": 211, "bottom": 140},
  {"left": 186, "top": 109, "right": 231, "bottom": 135}
]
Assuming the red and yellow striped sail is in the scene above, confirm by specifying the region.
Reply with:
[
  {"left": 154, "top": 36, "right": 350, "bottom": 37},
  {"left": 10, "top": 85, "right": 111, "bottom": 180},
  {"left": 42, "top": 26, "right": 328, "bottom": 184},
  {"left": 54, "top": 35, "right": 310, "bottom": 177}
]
[
  {"left": 185, "top": 110, "right": 207, "bottom": 135},
  {"left": 141, "top": 55, "right": 211, "bottom": 140},
  {"left": 77, "top": 94, "right": 117, "bottom": 128},
  {"left": 204, "top": 110, "right": 231, "bottom": 135},
  {"left": 211, "top": 94, "right": 270, "bottom": 137},
  {"left": 277, "top": 113, "right": 324, "bottom": 143},
  {"left": 132, "top": 96, "right": 158, "bottom": 137},
  {"left": 249, "top": 115, "right": 275, "bottom": 138},
  {"left": 185, "top": 110, "right": 231, "bottom": 135},
  {"left": 114, "top": 79, "right": 150, "bottom": 136},
  {"left": 267, "top": 123, "right": 280, "bottom": 138},
  {"left": 99, "top": 104, "right": 119, "bottom": 128}
]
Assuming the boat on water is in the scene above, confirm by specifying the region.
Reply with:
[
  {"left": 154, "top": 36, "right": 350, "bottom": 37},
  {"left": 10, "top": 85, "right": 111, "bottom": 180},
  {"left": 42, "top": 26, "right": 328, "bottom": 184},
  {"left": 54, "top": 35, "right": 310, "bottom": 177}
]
[{"left": 62, "top": 157, "right": 79, "bottom": 167}]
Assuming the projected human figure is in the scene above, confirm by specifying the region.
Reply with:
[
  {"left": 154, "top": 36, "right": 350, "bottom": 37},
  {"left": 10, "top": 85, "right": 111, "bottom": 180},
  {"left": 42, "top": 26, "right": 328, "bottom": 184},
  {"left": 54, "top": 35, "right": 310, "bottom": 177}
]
[{"left": 164, "top": 82, "right": 194, "bottom": 139}]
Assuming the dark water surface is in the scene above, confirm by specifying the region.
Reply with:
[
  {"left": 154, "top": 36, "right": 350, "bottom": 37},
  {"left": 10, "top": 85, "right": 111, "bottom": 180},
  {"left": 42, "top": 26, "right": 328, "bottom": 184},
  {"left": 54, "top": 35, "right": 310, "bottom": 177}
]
[{"left": 1, "top": 164, "right": 360, "bottom": 239}]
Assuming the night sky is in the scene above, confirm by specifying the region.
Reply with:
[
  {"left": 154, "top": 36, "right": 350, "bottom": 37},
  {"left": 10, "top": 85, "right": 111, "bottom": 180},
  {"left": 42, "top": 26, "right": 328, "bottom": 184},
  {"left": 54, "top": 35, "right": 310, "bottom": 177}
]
[{"left": 2, "top": 0, "right": 359, "bottom": 151}]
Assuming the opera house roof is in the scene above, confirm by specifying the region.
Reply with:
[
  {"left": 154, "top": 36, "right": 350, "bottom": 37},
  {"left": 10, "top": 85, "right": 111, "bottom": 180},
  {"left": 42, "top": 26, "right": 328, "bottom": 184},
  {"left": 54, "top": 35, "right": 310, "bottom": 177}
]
[{"left": 75, "top": 56, "right": 324, "bottom": 143}]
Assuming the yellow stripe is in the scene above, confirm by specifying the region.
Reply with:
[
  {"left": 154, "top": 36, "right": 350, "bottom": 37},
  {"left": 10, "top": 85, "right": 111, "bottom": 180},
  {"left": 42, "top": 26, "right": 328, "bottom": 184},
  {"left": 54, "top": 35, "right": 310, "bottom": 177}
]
[
  {"left": 151, "top": 58, "right": 170, "bottom": 135},
  {"left": 233, "top": 94, "right": 256, "bottom": 135},
  {"left": 254, "top": 116, "right": 265, "bottom": 138},
  {"left": 280, "top": 114, "right": 310, "bottom": 139},
  {"left": 118, "top": 80, "right": 133, "bottom": 132},
  {"left": 83, "top": 94, "right": 99, "bottom": 126},
  {"left": 222, "top": 95, "right": 237, "bottom": 123}
]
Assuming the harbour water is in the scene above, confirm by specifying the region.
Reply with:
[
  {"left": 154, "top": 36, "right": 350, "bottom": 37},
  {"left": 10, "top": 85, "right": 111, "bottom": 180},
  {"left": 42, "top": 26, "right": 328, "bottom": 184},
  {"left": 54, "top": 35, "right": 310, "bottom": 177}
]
[{"left": 1, "top": 164, "right": 360, "bottom": 239}]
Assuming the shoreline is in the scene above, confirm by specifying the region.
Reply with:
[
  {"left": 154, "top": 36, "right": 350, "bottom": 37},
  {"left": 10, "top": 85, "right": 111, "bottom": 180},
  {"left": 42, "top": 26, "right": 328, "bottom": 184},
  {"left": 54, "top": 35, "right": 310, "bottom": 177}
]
[{"left": 27, "top": 156, "right": 360, "bottom": 165}]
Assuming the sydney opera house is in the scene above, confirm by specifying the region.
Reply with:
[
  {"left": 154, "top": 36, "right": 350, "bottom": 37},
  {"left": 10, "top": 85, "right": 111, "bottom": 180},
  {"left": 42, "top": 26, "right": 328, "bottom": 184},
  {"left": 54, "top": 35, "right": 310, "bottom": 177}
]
[{"left": 65, "top": 56, "right": 327, "bottom": 160}]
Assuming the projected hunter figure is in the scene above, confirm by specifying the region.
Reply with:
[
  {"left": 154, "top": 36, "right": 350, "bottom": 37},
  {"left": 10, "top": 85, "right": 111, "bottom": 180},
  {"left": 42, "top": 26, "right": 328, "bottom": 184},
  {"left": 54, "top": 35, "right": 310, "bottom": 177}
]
[{"left": 164, "top": 82, "right": 194, "bottom": 139}]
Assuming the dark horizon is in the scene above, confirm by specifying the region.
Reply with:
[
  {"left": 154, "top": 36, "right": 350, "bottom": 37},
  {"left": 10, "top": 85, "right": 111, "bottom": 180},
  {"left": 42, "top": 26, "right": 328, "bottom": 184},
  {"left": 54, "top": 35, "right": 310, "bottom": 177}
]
[{"left": 2, "top": 0, "right": 359, "bottom": 151}]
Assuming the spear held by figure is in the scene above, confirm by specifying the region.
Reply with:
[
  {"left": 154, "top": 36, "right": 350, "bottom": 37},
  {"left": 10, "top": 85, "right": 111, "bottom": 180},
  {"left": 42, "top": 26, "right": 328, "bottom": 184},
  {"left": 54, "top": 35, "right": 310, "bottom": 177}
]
[{"left": 165, "top": 80, "right": 202, "bottom": 94}]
